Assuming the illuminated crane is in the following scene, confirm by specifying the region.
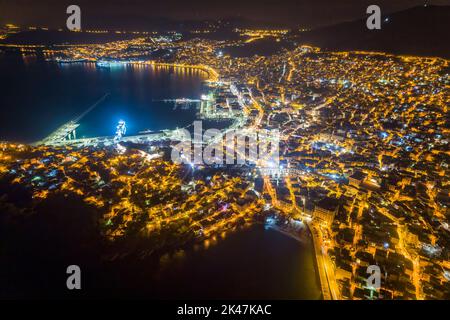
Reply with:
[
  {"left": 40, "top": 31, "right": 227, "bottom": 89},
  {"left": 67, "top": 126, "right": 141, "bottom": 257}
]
[{"left": 114, "top": 120, "right": 127, "bottom": 140}]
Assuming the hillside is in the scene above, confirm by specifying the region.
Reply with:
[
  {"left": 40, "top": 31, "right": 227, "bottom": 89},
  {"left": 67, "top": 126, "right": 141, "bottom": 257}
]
[{"left": 296, "top": 5, "right": 450, "bottom": 58}]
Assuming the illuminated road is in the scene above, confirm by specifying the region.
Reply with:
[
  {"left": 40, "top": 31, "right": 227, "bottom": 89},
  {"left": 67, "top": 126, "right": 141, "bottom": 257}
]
[
  {"left": 308, "top": 222, "right": 332, "bottom": 300},
  {"left": 376, "top": 205, "right": 423, "bottom": 299},
  {"left": 308, "top": 222, "right": 340, "bottom": 300}
]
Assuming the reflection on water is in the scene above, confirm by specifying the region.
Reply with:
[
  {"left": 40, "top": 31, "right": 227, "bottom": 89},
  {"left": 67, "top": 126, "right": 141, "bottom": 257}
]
[
  {"left": 0, "top": 52, "right": 207, "bottom": 142},
  {"left": 95, "top": 225, "right": 321, "bottom": 299}
]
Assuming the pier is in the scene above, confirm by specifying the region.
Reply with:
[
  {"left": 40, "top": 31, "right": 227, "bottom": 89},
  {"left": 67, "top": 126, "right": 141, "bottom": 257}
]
[
  {"left": 36, "top": 93, "right": 109, "bottom": 146},
  {"left": 38, "top": 128, "right": 191, "bottom": 147}
]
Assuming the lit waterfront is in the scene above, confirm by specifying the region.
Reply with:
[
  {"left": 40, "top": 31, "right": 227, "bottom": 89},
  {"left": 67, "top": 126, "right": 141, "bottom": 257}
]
[{"left": 0, "top": 52, "right": 207, "bottom": 142}]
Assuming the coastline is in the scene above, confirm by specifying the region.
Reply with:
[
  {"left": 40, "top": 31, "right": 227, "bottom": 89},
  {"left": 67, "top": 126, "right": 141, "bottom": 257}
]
[
  {"left": 265, "top": 224, "right": 306, "bottom": 243},
  {"left": 306, "top": 221, "right": 336, "bottom": 300},
  {"left": 146, "top": 61, "right": 219, "bottom": 82},
  {"left": 264, "top": 222, "right": 328, "bottom": 300}
]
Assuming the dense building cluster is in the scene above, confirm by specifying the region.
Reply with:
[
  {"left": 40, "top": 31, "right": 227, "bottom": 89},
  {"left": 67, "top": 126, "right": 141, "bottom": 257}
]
[
  {"left": 1, "top": 31, "right": 449, "bottom": 299},
  {"left": 166, "top": 40, "right": 449, "bottom": 300},
  {"left": 0, "top": 143, "right": 263, "bottom": 254}
]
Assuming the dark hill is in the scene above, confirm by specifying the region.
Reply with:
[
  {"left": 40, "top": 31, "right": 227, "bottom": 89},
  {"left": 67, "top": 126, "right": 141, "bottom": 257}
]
[{"left": 296, "top": 5, "right": 450, "bottom": 58}]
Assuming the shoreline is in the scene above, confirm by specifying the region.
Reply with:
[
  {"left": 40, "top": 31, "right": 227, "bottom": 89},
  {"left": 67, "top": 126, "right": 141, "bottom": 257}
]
[
  {"left": 306, "top": 221, "right": 335, "bottom": 300},
  {"left": 145, "top": 61, "right": 219, "bottom": 82},
  {"left": 265, "top": 224, "right": 306, "bottom": 243},
  {"left": 264, "top": 222, "right": 327, "bottom": 300}
]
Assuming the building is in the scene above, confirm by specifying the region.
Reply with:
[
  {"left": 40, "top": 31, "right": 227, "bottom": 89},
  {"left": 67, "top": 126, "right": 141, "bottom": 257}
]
[
  {"left": 313, "top": 196, "right": 340, "bottom": 226},
  {"left": 348, "top": 171, "right": 367, "bottom": 188}
]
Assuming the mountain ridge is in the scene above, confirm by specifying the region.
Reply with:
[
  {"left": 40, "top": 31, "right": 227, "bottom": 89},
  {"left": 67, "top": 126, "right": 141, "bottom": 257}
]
[{"left": 296, "top": 5, "right": 450, "bottom": 59}]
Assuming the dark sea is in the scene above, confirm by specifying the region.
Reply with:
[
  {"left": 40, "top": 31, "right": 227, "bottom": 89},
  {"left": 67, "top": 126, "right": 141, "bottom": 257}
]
[{"left": 91, "top": 225, "right": 322, "bottom": 299}]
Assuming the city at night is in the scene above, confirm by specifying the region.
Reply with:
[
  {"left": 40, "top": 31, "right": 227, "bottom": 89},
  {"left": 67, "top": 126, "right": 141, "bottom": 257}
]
[{"left": 0, "top": 0, "right": 449, "bottom": 313}]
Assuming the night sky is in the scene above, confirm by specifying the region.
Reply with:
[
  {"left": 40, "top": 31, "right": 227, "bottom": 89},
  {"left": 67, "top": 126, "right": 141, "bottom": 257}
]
[{"left": 1, "top": 0, "right": 449, "bottom": 29}]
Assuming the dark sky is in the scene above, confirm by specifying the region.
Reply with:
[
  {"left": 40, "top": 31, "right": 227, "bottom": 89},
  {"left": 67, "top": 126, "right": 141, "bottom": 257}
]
[{"left": 1, "top": 0, "right": 449, "bottom": 29}]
